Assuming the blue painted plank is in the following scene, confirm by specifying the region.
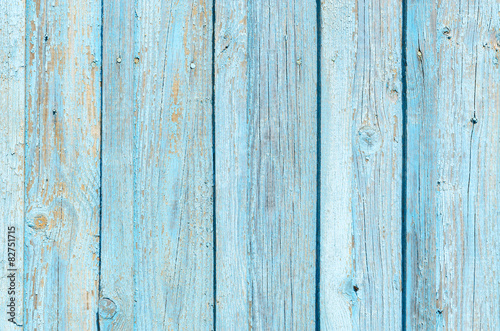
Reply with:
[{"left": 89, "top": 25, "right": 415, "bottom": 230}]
[
  {"left": 320, "top": 0, "right": 403, "bottom": 329},
  {"left": 133, "top": 0, "right": 214, "bottom": 329},
  {"left": 25, "top": 0, "right": 102, "bottom": 329},
  {"left": 0, "top": 0, "right": 25, "bottom": 329},
  {"left": 214, "top": 0, "right": 317, "bottom": 329},
  {"left": 99, "top": 0, "right": 135, "bottom": 329},
  {"left": 406, "top": 0, "right": 500, "bottom": 328},
  {"left": 318, "top": 1, "right": 357, "bottom": 328}
]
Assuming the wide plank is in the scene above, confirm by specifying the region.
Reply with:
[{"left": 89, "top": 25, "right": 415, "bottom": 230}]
[
  {"left": 133, "top": 0, "right": 214, "bottom": 329},
  {"left": 406, "top": 0, "right": 500, "bottom": 328},
  {"left": 215, "top": 0, "right": 317, "bottom": 329},
  {"left": 0, "top": 0, "right": 25, "bottom": 328},
  {"left": 320, "top": 0, "right": 403, "bottom": 329},
  {"left": 25, "top": 0, "right": 102, "bottom": 329}
]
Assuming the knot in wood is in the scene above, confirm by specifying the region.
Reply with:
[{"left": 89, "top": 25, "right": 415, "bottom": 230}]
[
  {"left": 98, "top": 298, "right": 117, "bottom": 319},
  {"left": 357, "top": 126, "right": 382, "bottom": 155},
  {"left": 29, "top": 214, "right": 48, "bottom": 230}
]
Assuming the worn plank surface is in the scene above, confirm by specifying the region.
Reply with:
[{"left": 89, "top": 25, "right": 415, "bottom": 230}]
[
  {"left": 319, "top": 0, "right": 356, "bottom": 328},
  {"left": 320, "top": 0, "right": 403, "bottom": 329},
  {"left": 406, "top": 0, "right": 500, "bottom": 329},
  {"left": 99, "top": 0, "right": 135, "bottom": 329},
  {"left": 25, "top": 0, "right": 102, "bottom": 329},
  {"left": 0, "top": 0, "right": 25, "bottom": 328},
  {"left": 133, "top": 0, "right": 214, "bottom": 329},
  {"left": 2, "top": 0, "right": 500, "bottom": 329},
  {"left": 215, "top": 0, "right": 317, "bottom": 329}
]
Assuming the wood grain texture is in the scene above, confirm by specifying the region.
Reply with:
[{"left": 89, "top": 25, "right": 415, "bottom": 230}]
[
  {"left": 133, "top": 0, "right": 214, "bottom": 329},
  {"left": 25, "top": 0, "right": 101, "bottom": 329},
  {"left": 99, "top": 0, "right": 135, "bottom": 329},
  {"left": 214, "top": 0, "right": 317, "bottom": 329},
  {"left": 319, "top": 0, "right": 356, "bottom": 329},
  {"left": 2, "top": 1, "right": 499, "bottom": 329},
  {"left": 213, "top": 0, "right": 248, "bottom": 328},
  {"left": 320, "top": 0, "right": 403, "bottom": 329},
  {"left": 406, "top": 0, "right": 500, "bottom": 328},
  {"left": 0, "top": 0, "right": 25, "bottom": 328}
]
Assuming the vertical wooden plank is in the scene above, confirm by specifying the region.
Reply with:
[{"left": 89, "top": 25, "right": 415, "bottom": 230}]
[
  {"left": 319, "top": 1, "right": 356, "bottom": 329},
  {"left": 0, "top": 0, "right": 25, "bottom": 328},
  {"left": 320, "top": 0, "right": 403, "bottom": 329},
  {"left": 99, "top": 0, "right": 134, "bottom": 329},
  {"left": 406, "top": 0, "right": 500, "bottom": 328},
  {"left": 133, "top": 0, "right": 214, "bottom": 329},
  {"left": 213, "top": 0, "right": 248, "bottom": 328},
  {"left": 25, "top": 0, "right": 101, "bottom": 329},
  {"left": 215, "top": 0, "right": 317, "bottom": 329}
]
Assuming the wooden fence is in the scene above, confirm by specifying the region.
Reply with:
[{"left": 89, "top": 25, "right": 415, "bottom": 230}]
[{"left": 1, "top": 0, "right": 499, "bottom": 329}]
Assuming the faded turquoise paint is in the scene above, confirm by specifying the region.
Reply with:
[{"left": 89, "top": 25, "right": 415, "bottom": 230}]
[
  {"left": 133, "top": 0, "right": 214, "bottom": 329},
  {"left": 100, "top": 0, "right": 135, "bottom": 329},
  {"left": 101, "top": 0, "right": 214, "bottom": 329},
  {"left": 0, "top": 0, "right": 499, "bottom": 330},
  {"left": 24, "top": 0, "right": 102, "bottom": 330},
  {"left": 405, "top": 0, "right": 500, "bottom": 329},
  {"left": 0, "top": 0, "right": 25, "bottom": 329},
  {"left": 320, "top": 0, "right": 403, "bottom": 328},
  {"left": 214, "top": 0, "right": 318, "bottom": 329}
]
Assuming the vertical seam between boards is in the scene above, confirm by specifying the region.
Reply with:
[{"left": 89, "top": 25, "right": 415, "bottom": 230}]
[
  {"left": 401, "top": 0, "right": 408, "bottom": 329},
  {"left": 97, "top": 0, "right": 104, "bottom": 329},
  {"left": 315, "top": 0, "right": 321, "bottom": 329},
  {"left": 211, "top": 0, "right": 217, "bottom": 329}
]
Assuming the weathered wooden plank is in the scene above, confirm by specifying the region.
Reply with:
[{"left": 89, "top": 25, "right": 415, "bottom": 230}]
[
  {"left": 214, "top": 0, "right": 317, "bottom": 329},
  {"left": 213, "top": 0, "right": 249, "bottom": 327},
  {"left": 0, "top": 0, "right": 25, "bottom": 328},
  {"left": 25, "top": 0, "right": 101, "bottom": 329},
  {"left": 406, "top": 0, "right": 500, "bottom": 328},
  {"left": 319, "top": 1, "right": 356, "bottom": 329},
  {"left": 320, "top": 0, "right": 403, "bottom": 329},
  {"left": 99, "top": 0, "right": 135, "bottom": 329},
  {"left": 133, "top": 0, "right": 214, "bottom": 329}
]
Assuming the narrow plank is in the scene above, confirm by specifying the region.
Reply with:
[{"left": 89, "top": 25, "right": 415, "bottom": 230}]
[
  {"left": 99, "top": 0, "right": 135, "bottom": 329},
  {"left": 215, "top": 0, "right": 317, "bottom": 329},
  {"left": 133, "top": 0, "right": 214, "bottom": 329},
  {"left": 213, "top": 0, "right": 248, "bottom": 327},
  {"left": 320, "top": 0, "right": 403, "bottom": 328},
  {"left": 0, "top": 0, "right": 25, "bottom": 328},
  {"left": 406, "top": 0, "right": 500, "bottom": 328},
  {"left": 319, "top": 1, "right": 356, "bottom": 329},
  {"left": 25, "top": 0, "right": 102, "bottom": 329}
]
